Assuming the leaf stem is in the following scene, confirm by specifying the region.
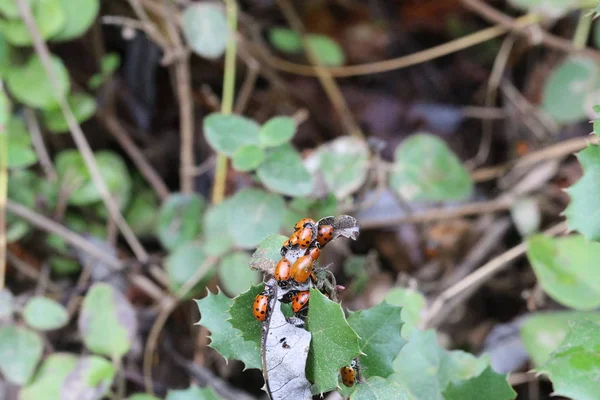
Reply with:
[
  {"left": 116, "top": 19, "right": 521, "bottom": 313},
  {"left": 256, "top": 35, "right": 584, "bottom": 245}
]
[
  {"left": 573, "top": 9, "right": 594, "bottom": 49},
  {"left": 211, "top": 0, "right": 238, "bottom": 205},
  {"left": 0, "top": 83, "right": 6, "bottom": 291}
]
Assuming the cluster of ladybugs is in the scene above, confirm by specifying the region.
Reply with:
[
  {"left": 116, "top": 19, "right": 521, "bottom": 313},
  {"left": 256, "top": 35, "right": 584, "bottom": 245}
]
[{"left": 252, "top": 217, "right": 361, "bottom": 387}]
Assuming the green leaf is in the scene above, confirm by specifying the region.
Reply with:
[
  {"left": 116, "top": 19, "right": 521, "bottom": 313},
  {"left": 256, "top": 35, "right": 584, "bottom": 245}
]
[
  {"left": 249, "top": 233, "right": 287, "bottom": 273},
  {"left": 232, "top": 144, "right": 265, "bottom": 172},
  {"left": 0, "top": 288, "right": 13, "bottom": 319},
  {"left": 306, "top": 34, "right": 345, "bottom": 66},
  {"left": 392, "top": 330, "right": 488, "bottom": 400},
  {"left": 0, "top": 325, "right": 43, "bottom": 384},
  {"left": 256, "top": 144, "right": 313, "bottom": 197},
  {"left": 166, "top": 385, "right": 223, "bottom": 400},
  {"left": 20, "top": 353, "right": 78, "bottom": 400},
  {"left": 62, "top": 356, "right": 116, "bottom": 399},
  {"left": 536, "top": 319, "right": 600, "bottom": 400},
  {"left": 259, "top": 116, "right": 296, "bottom": 147},
  {"left": 227, "top": 188, "right": 286, "bottom": 249},
  {"left": 52, "top": 0, "right": 99, "bottom": 41},
  {"left": 195, "top": 290, "right": 261, "bottom": 369},
  {"left": 564, "top": 144, "right": 600, "bottom": 241},
  {"left": 88, "top": 53, "right": 120, "bottom": 89},
  {"left": 125, "top": 189, "right": 159, "bottom": 236},
  {"left": 389, "top": 133, "right": 473, "bottom": 202},
  {"left": 308, "top": 137, "right": 369, "bottom": 199},
  {"left": 0, "top": 0, "right": 65, "bottom": 46},
  {"left": 442, "top": 366, "right": 516, "bottom": 400},
  {"left": 7, "top": 53, "right": 70, "bottom": 109},
  {"left": 203, "top": 200, "right": 235, "bottom": 257},
  {"left": 507, "top": 0, "right": 580, "bottom": 19},
  {"left": 520, "top": 311, "right": 600, "bottom": 366},
  {"left": 269, "top": 27, "right": 302, "bottom": 53},
  {"left": 23, "top": 296, "right": 69, "bottom": 331},
  {"left": 384, "top": 287, "right": 426, "bottom": 339},
  {"left": 347, "top": 301, "right": 406, "bottom": 379},
  {"left": 306, "top": 289, "right": 361, "bottom": 394},
  {"left": 526, "top": 235, "right": 600, "bottom": 310},
  {"left": 0, "top": 45, "right": 10, "bottom": 95},
  {"left": 55, "top": 150, "right": 131, "bottom": 208},
  {"left": 228, "top": 283, "right": 264, "bottom": 348},
  {"left": 0, "top": 0, "right": 36, "bottom": 18},
  {"left": 203, "top": 113, "right": 260, "bottom": 156},
  {"left": 350, "top": 375, "right": 412, "bottom": 400},
  {"left": 217, "top": 251, "right": 260, "bottom": 297},
  {"left": 78, "top": 282, "right": 137, "bottom": 358},
  {"left": 542, "top": 55, "right": 600, "bottom": 124},
  {"left": 7, "top": 116, "right": 38, "bottom": 168},
  {"left": 165, "top": 242, "right": 215, "bottom": 298},
  {"left": 128, "top": 394, "right": 161, "bottom": 400},
  {"left": 182, "top": 3, "right": 228, "bottom": 59},
  {"left": 42, "top": 92, "right": 96, "bottom": 133},
  {"left": 157, "top": 192, "right": 205, "bottom": 251}
]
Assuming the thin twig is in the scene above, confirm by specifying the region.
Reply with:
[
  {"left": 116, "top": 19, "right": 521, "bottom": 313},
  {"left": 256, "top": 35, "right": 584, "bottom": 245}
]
[
  {"left": 25, "top": 108, "right": 57, "bottom": 181},
  {"left": 17, "top": 0, "right": 149, "bottom": 263},
  {"left": 143, "top": 256, "right": 219, "bottom": 395},
  {"left": 234, "top": 52, "right": 259, "bottom": 114}
]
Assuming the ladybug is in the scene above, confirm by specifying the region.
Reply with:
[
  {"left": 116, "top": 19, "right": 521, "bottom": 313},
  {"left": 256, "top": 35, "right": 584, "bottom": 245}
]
[
  {"left": 317, "top": 225, "right": 334, "bottom": 247},
  {"left": 290, "top": 255, "right": 313, "bottom": 283},
  {"left": 294, "top": 218, "right": 315, "bottom": 231},
  {"left": 308, "top": 246, "right": 320, "bottom": 261},
  {"left": 274, "top": 258, "right": 291, "bottom": 281},
  {"left": 253, "top": 293, "right": 269, "bottom": 321},
  {"left": 340, "top": 359, "right": 359, "bottom": 387},
  {"left": 291, "top": 291, "right": 310, "bottom": 313},
  {"left": 298, "top": 226, "right": 313, "bottom": 249},
  {"left": 289, "top": 230, "right": 300, "bottom": 246},
  {"left": 282, "top": 238, "right": 290, "bottom": 248}
]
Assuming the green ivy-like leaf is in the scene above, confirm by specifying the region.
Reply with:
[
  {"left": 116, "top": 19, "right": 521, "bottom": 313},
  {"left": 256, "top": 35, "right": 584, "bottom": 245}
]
[
  {"left": 165, "top": 242, "right": 215, "bottom": 298},
  {"left": 203, "top": 113, "right": 260, "bottom": 156},
  {"left": 227, "top": 188, "right": 286, "bottom": 249},
  {"left": 232, "top": 144, "right": 265, "bottom": 172},
  {"left": 259, "top": 116, "right": 296, "bottom": 148},
  {"left": 166, "top": 385, "right": 223, "bottom": 400},
  {"left": 0, "top": 0, "right": 65, "bottom": 46},
  {"left": 78, "top": 282, "right": 137, "bottom": 358},
  {"left": 256, "top": 144, "right": 313, "bottom": 196},
  {"left": 195, "top": 290, "right": 261, "bottom": 369},
  {"left": 42, "top": 92, "right": 96, "bottom": 133},
  {"left": 306, "top": 289, "right": 361, "bottom": 394},
  {"left": 347, "top": 301, "right": 406, "bottom": 378},
  {"left": 20, "top": 353, "right": 78, "bottom": 400},
  {"left": 7, "top": 116, "right": 38, "bottom": 168},
  {"left": 564, "top": 144, "right": 600, "bottom": 241},
  {"left": 442, "top": 366, "right": 516, "bottom": 400},
  {"left": 182, "top": 3, "right": 228, "bottom": 59},
  {"left": 350, "top": 375, "right": 412, "bottom": 400},
  {"left": 203, "top": 200, "right": 235, "bottom": 257},
  {"left": 520, "top": 311, "right": 600, "bottom": 366},
  {"left": 228, "top": 283, "right": 264, "bottom": 348},
  {"left": 384, "top": 287, "right": 426, "bottom": 339},
  {"left": 0, "top": 325, "right": 43, "bottom": 384},
  {"left": 7, "top": 53, "right": 70, "bottom": 109},
  {"left": 23, "top": 296, "right": 69, "bottom": 331},
  {"left": 526, "top": 234, "right": 600, "bottom": 310},
  {"left": 536, "top": 319, "right": 600, "bottom": 400},
  {"left": 52, "top": 0, "right": 99, "bottom": 41},
  {"left": 217, "top": 251, "right": 260, "bottom": 297},
  {"left": 157, "top": 193, "right": 205, "bottom": 251},
  {"left": 389, "top": 133, "right": 473, "bottom": 202}
]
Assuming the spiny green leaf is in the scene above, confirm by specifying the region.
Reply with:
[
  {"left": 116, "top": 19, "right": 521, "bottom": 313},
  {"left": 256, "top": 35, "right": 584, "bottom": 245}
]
[
  {"left": 536, "top": 319, "right": 600, "bottom": 400},
  {"left": 20, "top": 353, "right": 78, "bottom": 400},
  {"left": 165, "top": 242, "right": 215, "bottom": 298},
  {"left": 442, "top": 366, "right": 516, "bottom": 400},
  {"left": 256, "top": 144, "right": 314, "bottom": 197},
  {"left": 259, "top": 116, "right": 296, "bottom": 147},
  {"left": 389, "top": 134, "right": 473, "bottom": 202},
  {"left": 51, "top": 0, "right": 99, "bottom": 41},
  {"left": 78, "top": 282, "right": 137, "bottom": 358},
  {"left": 195, "top": 290, "right": 261, "bottom": 369},
  {"left": 228, "top": 283, "right": 265, "bottom": 348},
  {"left": 564, "top": 144, "right": 600, "bottom": 241},
  {"left": 306, "top": 289, "right": 361, "bottom": 394},
  {"left": 0, "top": 325, "right": 43, "bottom": 384},
  {"left": 347, "top": 301, "right": 406, "bottom": 378},
  {"left": 217, "top": 251, "right": 260, "bottom": 297},
  {"left": 182, "top": 3, "right": 228, "bottom": 59},
  {"left": 526, "top": 234, "right": 600, "bottom": 310},
  {"left": 384, "top": 287, "right": 426, "bottom": 339},
  {"left": 23, "top": 296, "right": 69, "bottom": 331},
  {"left": 203, "top": 113, "right": 260, "bottom": 157},
  {"left": 349, "top": 375, "right": 413, "bottom": 400},
  {"left": 203, "top": 200, "right": 235, "bottom": 257},
  {"left": 232, "top": 144, "right": 265, "bottom": 172},
  {"left": 42, "top": 92, "right": 96, "bottom": 133},
  {"left": 157, "top": 192, "right": 205, "bottom": 251},
  {"left": 166, "top": 385, "right": 223, "bottom": 400}
]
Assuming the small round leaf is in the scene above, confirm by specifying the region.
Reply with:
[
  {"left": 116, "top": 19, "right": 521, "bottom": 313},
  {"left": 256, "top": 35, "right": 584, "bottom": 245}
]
[
  {"left": 20, "top": 353, "right": 78, "bottom": 400},
  {"left": 256, "top": 144, "right": 313, "bottom": 196},
  {"left": 203, "top": 113, "right": 260, "bottom": 156},
  {"left": 165, "top": 242, "right": 215, "bottom": 298},
  {"left": 232, "top": 144, "right": 265, "bottom": 172},
  {"left": 42, "top": 92, "right": 96, "bottom": 133},
  {"left": 157, "top": 193, "right": 205, "bottom": 251},
  {"left": 0, "top": 325, "right": 43, "bottom": 384},
  {"left": 217, "top": 251, "right": 260, "bottom": 297},
  {"left": 182, "top": 3, "right": 228, "bottom": 59},
  {"left": 0, "top": 0, "right": 65, "bottom": 46},
  {"left": 23, "top": 296, "right": 69, "bottom": 331},
  {"left": 268, "top": 27, "right": 302, "bottom": 53},
  {"left": 259, "top": 116, "right": 296, "bottom": 148},
  {"left": 51, "top": 0, "right": 99, "bottom": 41}
]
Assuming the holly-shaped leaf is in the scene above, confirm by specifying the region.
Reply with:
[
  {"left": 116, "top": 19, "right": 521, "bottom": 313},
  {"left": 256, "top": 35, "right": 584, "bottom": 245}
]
[
  {"left": 23, "top": 296, "right": 69, "bottom": 331},
  {"left": 256, "top": 144, "right": 314, "bottom": 197},
  {"left": 389, "top": 133, "right": 473, "bottom": 202},
  {"left": 349, "top": 376, "right": 412, "bottom": 400},
  {"left": 442, "top": 366, "right": 516, "bottom": 400},
  {"left": 384, "top": 287, "right": 426, "bottom": 339},
  {"left": 42, "top": 92, "right": 96, "bottom": 133},
  {"left": 536, "top": 319, "right": 600, "bottom": 400},
  {"left": 157, "top": 193, "right": 205, "bottom": 251},
  {"left": 165, "top": 242, "right": 215, "bottom": 298},
  {"left": 217, "top": 251, "right": 260, "bottom": 297},
  {"left": 526, "top": 234, "right": 600, "bottom": 310},
  {"left": 20, "top": 353, "right": 78, "bottom": 400},
  {"left": 346, "top": 301, "right": 406, "bottom": 378},
  {"left": 203, "top": 200, "right": 235, "bottom": 257},
  {"left": 306, "top": 289, "right": 361, "bottom": 394},
  {"left": 78, "top": 282, "right": 137, "bottom": 358},
  {"left": 564, "top": 144, "right": 600, "bottom": 241},
  {"left": 195, "top": 290, "right": 261, "bottom": 369},
  {"left": 182, "top": 3, "right": 228, "bottom": 59},
  {"left": 228, "top": 284, "right": 265, "bottom": 347},
  {"left": 0, "top": 325, "right": 43, "bottom": 384},
  {"left": 259, "top": 116, "right": 296, "bottom": 148},
  {"left": 203, "top": 113, "right": 260, "bottom": 156},
  {"left": 249, "top": 233, "right": 288, "bottom": 274}
]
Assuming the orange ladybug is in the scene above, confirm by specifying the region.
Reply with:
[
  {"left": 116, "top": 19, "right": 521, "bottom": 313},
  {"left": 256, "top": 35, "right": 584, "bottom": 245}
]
[
  {"left": 253, "top": 293, "right": 269, "bottom": 321},
  {"left": 340, "top": 359, "right": 359, "bottom": 387},
  {"left": 291, "top": 291, "right": 310, "bottom": 313},
  {"left": 317, "top": 225, "right": 334, "bottom": 247},
  {"left": 289, "top": 231, "right": 300, "bottom": 246},
  {"left": 308, "top": 246, "right": 320, "bottom": 261},
  {"left": 294, "top": 218, "right": 315, "bottom": 231},
  {"left": 282, "top": 238, "right": 290, "bottom": 248},
  {"left": 290, "top": 255, "right": 313, "bottom": 283},
  {"left": 298, "top": 226, "right": 313, "bottom": 249},
  {"left": 274, "top": 258, "right": 291, "bottom": 281}
]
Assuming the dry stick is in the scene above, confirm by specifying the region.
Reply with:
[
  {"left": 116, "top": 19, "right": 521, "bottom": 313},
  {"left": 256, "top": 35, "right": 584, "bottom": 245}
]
[
  {"left": 276, "top": 0, "right": 364, "bottom": 139},
  {"left": 6, "top": 199, "right": 124, "bottom": 270},
  {"left": 253, "top": 14, "right": 539, "bottom": 77},
  {"left": 234, "top": 49, "right": 260, "bottom": 114},
  {"left": 424, "top": 221, "right": 568, "bottom": 328},
  {"left": 143, "top": 256, "right": 219, "bottom": 395},
  {"left": 16, "top": 0, "right": 149, "bottom": 263},
  {"left": 25, "top": 108, "right": 57, "bottom": 181},
  {"left": 102, "top": 115, "right": 170, "bottom": 201}
]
